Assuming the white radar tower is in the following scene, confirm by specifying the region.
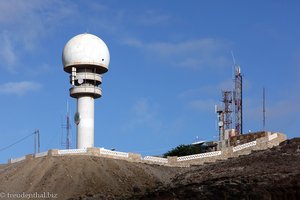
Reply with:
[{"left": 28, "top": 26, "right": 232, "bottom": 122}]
[{"left": 62, "top": 33, "right": 110, "bottom": 149}]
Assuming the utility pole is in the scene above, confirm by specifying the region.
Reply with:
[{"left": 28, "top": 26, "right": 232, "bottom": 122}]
[
  {"left": 34, "top": 129, "right": 36, "bottom": 154},
  {"left": 38, "top": 129, "right": 40, "bottom": 153},
  {"left": 263, "top": 87, "right": 266, "bottom": 131},
  {"left": 34, "top": 129, "right": 40, "bottom": 154}
]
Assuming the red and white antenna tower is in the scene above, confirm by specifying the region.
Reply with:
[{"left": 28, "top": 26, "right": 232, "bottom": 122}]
[
  {"left": 222, "top": 91, "right": 233, "bottom": 130},
  {"left": 232, "top": 55, "right": 243, "bottom": 135},
  {"left": 227, "top": 51, "right": 243, "bottom": 135}
]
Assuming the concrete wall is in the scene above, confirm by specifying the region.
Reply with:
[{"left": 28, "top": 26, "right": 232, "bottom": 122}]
[{"left": 8, "top": 132, "right": 287, "bottom": 167}]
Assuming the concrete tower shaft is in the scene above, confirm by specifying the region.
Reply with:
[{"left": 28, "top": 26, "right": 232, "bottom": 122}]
[
  {"left": 77, "top": 96, "right": 94, "bottom": 148},
  {"left": 62, "top": 33, "right": 110, "bottom": 149}
]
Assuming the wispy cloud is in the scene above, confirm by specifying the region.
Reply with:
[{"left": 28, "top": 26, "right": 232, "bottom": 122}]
[
  {"left": 122, "top": 37, "right": 231, "bottom": 70},
  {"left": 179, "top": 79, "right": 235, "bottom": 99},
  {"left": 137, "top": 10, "right": 171, "bottom": 25},
  {"left": 178, "top": 78, "right": 235, "bottom": 112},
  {"left": 124, "top": 98, "right": 162, "bottom": 131},
  {"left": 242, "top": 95, "right": 300, "bottom": 133},
  {"left": 188, "top": 99, "right": 217, "bottom": 112},
  {"left": 0, "top": 0, "right": 76, "bottom": 71},
  {"left": 179, "top": 76, "right": 254, "bottom": 113},
  {"left": 0, "top": 32, "right": 17, "bottom": 71},
  {"left": 0, "top": 81, "right": 42, "bottom": 96},
  {"left": 267, "top": 95, "right": 300, "bottom": 121},
  {"left": 25, "top": 63, "right": 52, "bottom": 77}
]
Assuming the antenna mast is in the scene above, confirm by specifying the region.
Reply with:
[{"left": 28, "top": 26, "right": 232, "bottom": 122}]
[
  {"left": 231, "top": 52, "right": 243, "bottom": 135},
  {"left": 61, "top": 101, "right": 72, "bottom": 149},
  {"left": 34, "top": 129, "right": 36, "bottom": 154},
  {"left": 222, "top": 91, "right": 233, "bottom": 130},
  {"left": 34, "top": 129, "right": 40, "bottom": 154},
  {"left": 66, "top": 101, "right": 71, "bottom": 149},
  {"left": 263, "top": 87, "right": 266, "bottom": 131}
]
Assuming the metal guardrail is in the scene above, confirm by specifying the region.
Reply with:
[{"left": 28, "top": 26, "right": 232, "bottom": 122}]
[{"left": 177, "top": 151, "right": 222, "bottom": 162}]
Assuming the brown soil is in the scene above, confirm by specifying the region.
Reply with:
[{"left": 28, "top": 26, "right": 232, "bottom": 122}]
[
  {"left": 136, "top": 138, "right": 300, "bottom": 200},
  {"left": 0, "top": 156, "right": 181, "bottom": 200},
  {"left": 0, "top": 138, "right": 299, "bottom": 200}
]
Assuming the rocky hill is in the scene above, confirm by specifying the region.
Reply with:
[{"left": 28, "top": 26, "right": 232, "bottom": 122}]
[
  {"left": 0, "top": 138, "right": 299, "bottom": 200},
  {"left": 136, "top": 138, "right": 300, "bottom": 200},
  {"left": 0, "top": 155, "right": 181, "bottom": 200}
]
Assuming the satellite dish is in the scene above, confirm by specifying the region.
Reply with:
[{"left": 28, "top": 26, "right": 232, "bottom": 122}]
[
  {"left": 74, "top": 112, "right": 81, "bottom": 125},
  {"left": 218, "top": 121, "right": 224, "bottom": 127},
  {"left": 78, "top": 78, "right": 84, "bottom": 84}
]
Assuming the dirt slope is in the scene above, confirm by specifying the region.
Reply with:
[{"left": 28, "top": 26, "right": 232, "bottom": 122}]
[
  {"left": 137, "top": 138, "right": 300, "bottom": 200},
  {"left": 0, "top": 155, "right": 181, "bottom": 200}
]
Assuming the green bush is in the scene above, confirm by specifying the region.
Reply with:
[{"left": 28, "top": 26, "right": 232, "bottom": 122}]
[{"left": 163, "top": 144, "right": 209, "bottom": 158}]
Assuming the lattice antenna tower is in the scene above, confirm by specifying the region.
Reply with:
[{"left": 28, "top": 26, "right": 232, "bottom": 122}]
[
  {"left": 66, "top": 101, "right": 71, "bottom": 149},
  {"left": 222, "top": 90, "right": 233, "bottom": 130},
  {"left": 215, "top": 105, "right": 225, "bottom": 141},
  {"left": 231, "top": 51, "right": 243, "bottom": 135},
  {"left": 61, "top": 101, "right": 72, "bottom": 149},
  {"left": 234, "top": 64, "right": 243, "bottom": 135}
]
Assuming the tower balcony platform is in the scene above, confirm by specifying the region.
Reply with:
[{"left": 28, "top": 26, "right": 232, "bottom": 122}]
[
  {"left": 70, "top": 72, "right": 102, "bottom": 85},
  {"left": 70, "top": 85, "right": 102, "bottom": 98}
]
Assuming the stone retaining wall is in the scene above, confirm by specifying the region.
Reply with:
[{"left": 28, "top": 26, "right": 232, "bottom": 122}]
[{"left": 8, "top": 132, "right": 287, "bottom": 167}]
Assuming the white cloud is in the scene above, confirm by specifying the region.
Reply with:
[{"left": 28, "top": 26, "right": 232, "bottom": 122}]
[
  {"left": 133, "top": 98, "right": 156, "bottom": 120},
  {"left": 268, "top": 98, "right": 300, "bottom": 120},
  {"left": 122, "top": 38, "right": 143, "bottom": 48},
  {"left": 188, "top": 99, "right": 217, "bottom": 112},
  {"left": 179, "top": 79, "right": 234, "bottom": 99},
  {"left": 178, "top": 75, "right": 254, "bottom": 114},
  {"left": 137, "top": 10, "right": 171, "bottom": 25},
  {"left": 122, "top": 37, "right": 231, "bottom": 70},
  {"left": 0, "top": 81, "right": 42, "bottom": 96},
  {"left": 0, "top": 0, "right": 76, "bottom": 70},
  {"left": 26, "top": 63, "right": 52, "bottom": 77},
  {"left": 124, "top": 98, "right": 162, "bottom": 131},
  {"left": 0, "top": 32, "right": 17, "bottom": 70}
]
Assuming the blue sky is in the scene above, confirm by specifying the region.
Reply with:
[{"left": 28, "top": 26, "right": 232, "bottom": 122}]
[{"left": 0, "top": 0, "right": 299, "bottom": 163}]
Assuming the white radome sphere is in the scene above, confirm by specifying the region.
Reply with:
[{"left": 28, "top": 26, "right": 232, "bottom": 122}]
[{"left": 62, "top": 33, "right": 110, "bottom": 74}]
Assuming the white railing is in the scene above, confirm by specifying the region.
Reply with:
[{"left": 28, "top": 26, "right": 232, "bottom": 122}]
[
  {"left": 177, "top": 151, "right": 222, "bottom": 162},
  {"left": 11, "top": 156, "right": 26, "bottom": 163},
  {"left": 233, "top": 141, "right": 257, "bottom": 152},
  {"left": 268, "top": 133, "right": 278, "bottom": 141},
  {"left": 143, "top": 156, "right": 168, "bottom": 164},
  {"left": 58, "top": 148, "right": 87, "bottom": 155},
  {"left": 100, "top": 148, "right": 129, "bottom": 158},
  {"left": 35, "top": 151, "right": 48, "bottom": 158}
]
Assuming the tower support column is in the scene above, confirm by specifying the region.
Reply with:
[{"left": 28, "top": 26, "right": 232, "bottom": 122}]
[{"left": 77, "top": 96, "right": 94, "bottom": 149}]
